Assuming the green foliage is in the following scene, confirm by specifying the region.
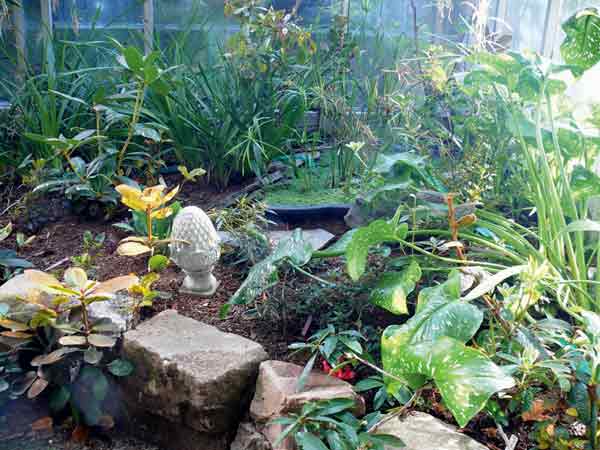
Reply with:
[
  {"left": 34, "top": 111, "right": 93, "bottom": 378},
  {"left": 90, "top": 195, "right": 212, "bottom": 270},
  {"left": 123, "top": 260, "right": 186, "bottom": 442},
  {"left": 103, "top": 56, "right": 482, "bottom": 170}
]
[
  {"left": 561, "top": 8, "right": 600, "bottom": 74},
  {"left": 369, "top": 260, "right": 421, "bottom": 315},
  {"left": 0, "top": 222, "right": 32, "bottom": 281},
  {"left": 273, "top": 398, "right": 404, "bottom": 450},
  {"left": 222, "top": 229, "right": 314, "bottom": 316},
  {"left": 346, "top": 220, "right": 408, "bottom": 281},
  {"left": 0, "top": 268, "right": 139, "bottom": 424},
  {"left": 381, "top": 272, "right": 515, "bottom": 427}
]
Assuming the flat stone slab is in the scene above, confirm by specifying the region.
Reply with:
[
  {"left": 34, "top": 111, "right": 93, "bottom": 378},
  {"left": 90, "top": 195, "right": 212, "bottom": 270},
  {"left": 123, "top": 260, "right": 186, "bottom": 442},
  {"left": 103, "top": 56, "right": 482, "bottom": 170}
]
[
  {"left": 375, "top": 412, "right": 487, "bottom": 450},
  {"left": 268, "top": 229, "right": 334, "bottom": 251},
  {"left": 121, "top": 310, "right": 268, "bottom": 450},
  {"left": 219, "top": 229, "right": 335, "bottom": 252}
]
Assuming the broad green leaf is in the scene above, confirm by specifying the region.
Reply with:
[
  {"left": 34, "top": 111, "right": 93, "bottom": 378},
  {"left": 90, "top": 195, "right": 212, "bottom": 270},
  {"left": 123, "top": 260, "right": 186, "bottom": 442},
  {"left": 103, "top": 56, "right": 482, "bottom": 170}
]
[
  {"left": 561, "top": 8, "right": 600, "bottom": 74},
  {"left": 370, "top": 433, "right": 406, "bottom": 447},
  {"left": 31, "top": 348, "right": 78, "bottom": 367},
  {"left": 370, "top": 260, "right": 421, "bottom": 315},
  {"left": 122, "top": 46, "right": 144, "bottom": 73},
  {"left": 325, "top": 431, "right": 347, "bottom": 450},
  {"left": 79, "top": 366, "right": 109, "bottom": 401},
  {"left": 148, "top": 254, "right": 170, "bottom": 272},
  {"left": 59, "top": 335, "right": 88, "bottom": 346},
  {"left": 316, "top": 398, "right": 356, "bottom": 415},
  {"left": 346, "top": 220, "right": 407, "bottom": 281},
  {"left": 84, "top": 346, "right": 103, "bottom": 365},
  {"left": 314, "top": 229, "right": 357, "bottom": 258},
  {"left": 399, "top": 337, "right": 514, "bottom": 427},
  {"left": 64, "top": 267, "right": 88, "bottom": 290},
  {"left": 296, "top": 431, "right": 330, "bottom": 450},
  {"left": 382, "top": 271, "right": 483, "bottom": 390},
  {"left": 571, "top": 166, "right": 600, "bottom": 201},
  {"left": 222, "top": 229, "right": 313, "bottom": 316},
  {"left": 381, "top": 272, "right": 514, "bottom": 427},
  {"left": 569, "top": 381, "right": 592, "bottom": 422}
]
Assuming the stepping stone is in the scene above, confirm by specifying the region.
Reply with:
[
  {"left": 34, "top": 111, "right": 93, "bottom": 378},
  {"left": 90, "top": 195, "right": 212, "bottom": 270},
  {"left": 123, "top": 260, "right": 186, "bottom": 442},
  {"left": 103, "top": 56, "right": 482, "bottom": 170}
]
[
  {"left": 375, "top": 412, "right": 488, "bottom": 450},
  {"left": 120, "top": 310, "right": 268, "bottom": 450},
  {"left": 267, "top": 229, "right": 335, "bottom": 251}
]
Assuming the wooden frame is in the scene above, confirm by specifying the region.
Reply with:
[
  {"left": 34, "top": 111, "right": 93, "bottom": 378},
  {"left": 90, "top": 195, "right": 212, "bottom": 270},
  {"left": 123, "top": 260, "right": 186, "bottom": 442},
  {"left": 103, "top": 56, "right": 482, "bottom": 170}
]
[{"left": 144, "top": 0, "right": 154, "bottom": 55}]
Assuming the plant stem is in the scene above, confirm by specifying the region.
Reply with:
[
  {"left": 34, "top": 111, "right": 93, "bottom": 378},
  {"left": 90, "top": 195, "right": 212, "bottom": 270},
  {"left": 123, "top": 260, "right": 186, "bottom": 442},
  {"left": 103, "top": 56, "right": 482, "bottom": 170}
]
[
  {"left": 117, "top": 82, "right": 146, "bottom": 175},
  {"left": 590, "top": 384, "right": 598, "bottom": 450}
]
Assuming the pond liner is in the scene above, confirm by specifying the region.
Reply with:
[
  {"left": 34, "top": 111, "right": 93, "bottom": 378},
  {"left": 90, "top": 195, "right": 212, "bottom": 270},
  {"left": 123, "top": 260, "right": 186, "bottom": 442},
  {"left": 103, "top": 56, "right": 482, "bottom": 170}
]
[{"left": 267, "top": 203, "right": 351, "bottom": 221}]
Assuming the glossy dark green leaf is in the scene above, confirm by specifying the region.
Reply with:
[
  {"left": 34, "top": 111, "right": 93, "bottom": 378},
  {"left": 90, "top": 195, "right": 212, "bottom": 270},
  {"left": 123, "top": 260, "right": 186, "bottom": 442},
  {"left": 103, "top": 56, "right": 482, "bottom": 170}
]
[
  {"left": 325, "top": 430, "right": 348, "bottom": 450},
  {"left": 296, "top": 432, "right": 329, "bottom": 450},
  {"left": 315, "top": 398, "right": 355, "bottom": 416}
]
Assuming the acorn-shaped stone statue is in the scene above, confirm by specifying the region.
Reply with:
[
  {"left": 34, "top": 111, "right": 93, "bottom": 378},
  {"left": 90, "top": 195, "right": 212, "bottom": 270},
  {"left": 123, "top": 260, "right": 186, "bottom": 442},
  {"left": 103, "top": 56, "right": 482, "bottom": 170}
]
[{"left": 170, "top": 206, "right": 221, "bottom": 296}]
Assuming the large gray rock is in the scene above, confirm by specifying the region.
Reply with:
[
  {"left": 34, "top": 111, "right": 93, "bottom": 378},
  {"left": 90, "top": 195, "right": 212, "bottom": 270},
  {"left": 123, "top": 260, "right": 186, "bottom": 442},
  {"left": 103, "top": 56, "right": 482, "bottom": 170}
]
[
  {"left": 0, "top": 270, "right": 55, "bottom": 303},
  {"left": 121, "top": 310, "right": 268, "bottom": 450},
  {"left": 0, "top": 271, "right": 133, "bottom": 332},
  {"left": 375, "top": 412, "right": 488, "bottom": 450}
]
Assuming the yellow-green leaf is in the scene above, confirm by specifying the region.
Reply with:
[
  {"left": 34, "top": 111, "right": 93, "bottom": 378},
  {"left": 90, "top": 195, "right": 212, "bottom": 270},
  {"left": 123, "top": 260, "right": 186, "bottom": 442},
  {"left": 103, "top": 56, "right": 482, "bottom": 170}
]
[
  {"left": 64, "top": 268, "right": 88, "bottom": 290},
  {"left": 0, "top": 222, "right": 12, "bottom": 242},
  {"left": 117, "top": 242, "right": 152, "bottom": 256},
  {"left": 59, "top": 335, "right": 88, "bottom": 346},
  {"left": 87, "top": 334, "right": 116, "bottom": 348}
]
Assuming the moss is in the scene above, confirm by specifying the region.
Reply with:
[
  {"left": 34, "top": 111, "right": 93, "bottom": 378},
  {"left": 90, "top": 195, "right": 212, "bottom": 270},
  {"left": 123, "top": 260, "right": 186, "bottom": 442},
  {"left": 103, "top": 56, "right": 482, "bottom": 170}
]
[{"left": 264, "top": 159, "right": 406, "bottom": 206}]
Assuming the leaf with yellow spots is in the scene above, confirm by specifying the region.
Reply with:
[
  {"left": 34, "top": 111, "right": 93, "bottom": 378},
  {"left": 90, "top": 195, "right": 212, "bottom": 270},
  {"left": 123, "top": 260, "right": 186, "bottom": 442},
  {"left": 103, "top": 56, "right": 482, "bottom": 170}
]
[{"left": 382, "top": 271, "right": 515, "bottom": 428}]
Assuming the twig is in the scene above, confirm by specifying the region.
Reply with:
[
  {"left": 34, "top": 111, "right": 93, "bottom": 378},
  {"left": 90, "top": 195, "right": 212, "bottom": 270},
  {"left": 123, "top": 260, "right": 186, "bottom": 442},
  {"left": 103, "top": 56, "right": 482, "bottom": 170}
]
[
  {"left": 0, "top": 196, "right": 23, "bottom": 218},
  {"left": 497, "top": 424, "right": 518, "bottom": 450},
  {"left": 45, "top": 257, "right": 69, "bottom": 272},
  {"left": 367, "top": 388, "right": 424, "bottom": 433},
  {"left": 288, "top": 262, "right": 337, "bottom": 287}
]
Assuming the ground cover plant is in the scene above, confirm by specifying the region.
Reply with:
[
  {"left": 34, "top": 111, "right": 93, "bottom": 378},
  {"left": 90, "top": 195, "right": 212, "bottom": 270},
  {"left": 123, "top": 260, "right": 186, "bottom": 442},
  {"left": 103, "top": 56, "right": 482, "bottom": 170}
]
[{"left": 3, "top": 2, "right": 600, "bottom": 450}]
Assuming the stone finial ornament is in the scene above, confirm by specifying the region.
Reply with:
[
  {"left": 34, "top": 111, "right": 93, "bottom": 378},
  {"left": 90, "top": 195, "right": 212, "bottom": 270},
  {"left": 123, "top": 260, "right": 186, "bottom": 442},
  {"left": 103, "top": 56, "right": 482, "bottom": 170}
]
[{"left": 169, "top": 206, "right": 221, "bottom": 296}]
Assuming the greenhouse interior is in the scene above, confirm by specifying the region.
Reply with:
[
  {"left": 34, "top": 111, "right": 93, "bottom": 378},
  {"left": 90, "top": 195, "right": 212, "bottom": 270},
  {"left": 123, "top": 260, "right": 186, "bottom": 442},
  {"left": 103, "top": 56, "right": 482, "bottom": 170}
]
[{"left": 4, "top": 1, "right": 600, "bottom": 450}]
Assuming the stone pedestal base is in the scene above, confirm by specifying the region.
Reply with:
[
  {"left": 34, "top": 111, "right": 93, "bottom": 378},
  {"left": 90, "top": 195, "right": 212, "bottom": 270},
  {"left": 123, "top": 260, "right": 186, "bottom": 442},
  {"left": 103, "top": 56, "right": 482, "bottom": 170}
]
[{"left": 180, "top": 270, "right": 219, "bottom": 296}]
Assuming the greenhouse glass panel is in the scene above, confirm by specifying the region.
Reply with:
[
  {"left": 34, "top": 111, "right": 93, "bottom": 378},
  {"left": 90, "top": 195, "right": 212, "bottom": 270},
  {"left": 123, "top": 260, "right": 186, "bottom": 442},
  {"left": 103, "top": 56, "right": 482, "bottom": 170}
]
[
  {"left": 53, "top": 0, "right": 143, "bottom": 29},
  {"left": 505, "top": 0, "right": 550, "bottom": 52}
]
